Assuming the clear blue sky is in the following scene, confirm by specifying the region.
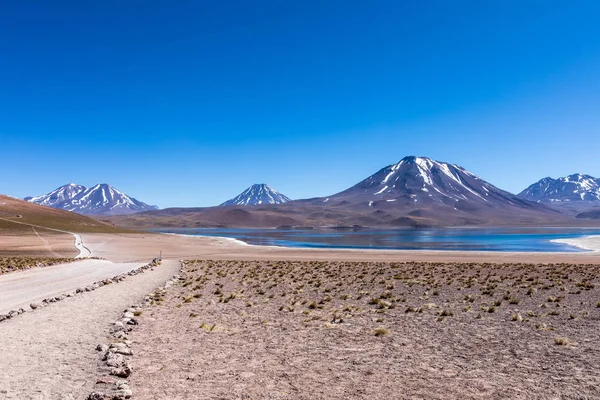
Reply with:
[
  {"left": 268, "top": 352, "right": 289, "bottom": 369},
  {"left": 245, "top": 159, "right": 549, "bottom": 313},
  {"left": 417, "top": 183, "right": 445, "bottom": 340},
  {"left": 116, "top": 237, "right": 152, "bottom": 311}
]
[{"left": 1, "top": 1, "right": 599, "bottom": 207}]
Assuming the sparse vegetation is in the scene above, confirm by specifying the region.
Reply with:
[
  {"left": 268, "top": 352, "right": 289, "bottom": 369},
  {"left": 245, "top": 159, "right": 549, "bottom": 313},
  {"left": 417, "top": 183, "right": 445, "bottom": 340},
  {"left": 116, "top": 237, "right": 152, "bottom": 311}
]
[
  {"left": 0, "top": 257, "right": 76, "bottom": 274},
  {"left": 128, "top": 259, "right": 600, "bottom": 399}
]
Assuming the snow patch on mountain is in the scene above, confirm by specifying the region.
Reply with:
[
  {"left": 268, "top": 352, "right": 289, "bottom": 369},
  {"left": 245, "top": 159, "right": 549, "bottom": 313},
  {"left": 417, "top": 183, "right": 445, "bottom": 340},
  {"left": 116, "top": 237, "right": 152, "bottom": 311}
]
[
  {"left": 25, "top": 183, "right": 158, "bottom": 215},
  {"left": 220, "top": 184, "right": 291, "bottom": 206},
  {"left": 518, "top": 174, "right": 600, "bottom": 203},
  {"left": 322, "top": 155, "right": 543, "bottom": 213}
]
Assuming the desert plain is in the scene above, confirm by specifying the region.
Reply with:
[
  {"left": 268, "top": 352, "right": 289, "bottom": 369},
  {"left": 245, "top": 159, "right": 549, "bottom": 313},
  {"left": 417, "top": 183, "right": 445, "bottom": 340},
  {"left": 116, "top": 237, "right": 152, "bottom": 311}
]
[{"left": 1, "top": 228, "right": 600, "bottom": 399}]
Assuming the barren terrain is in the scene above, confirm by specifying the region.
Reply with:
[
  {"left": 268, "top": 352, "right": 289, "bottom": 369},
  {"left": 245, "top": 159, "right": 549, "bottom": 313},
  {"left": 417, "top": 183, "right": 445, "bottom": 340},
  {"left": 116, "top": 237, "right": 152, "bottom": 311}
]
[
  {"left": 0, "top": 230, "right": 78, "bottom": 257},
  {"left": 130, "top": 259, "right": 600, "bottom": 399},
  {"left": 1, "top": 227, "right": 600, "bottom": 399}
]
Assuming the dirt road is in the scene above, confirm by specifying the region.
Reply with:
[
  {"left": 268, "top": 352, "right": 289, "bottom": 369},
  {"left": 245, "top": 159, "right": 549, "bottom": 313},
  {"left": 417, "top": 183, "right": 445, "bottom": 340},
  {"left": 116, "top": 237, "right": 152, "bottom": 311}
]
[
  {"left": 0, "top": 259, "right": 180, "bottom": 400},
  {"left": 0, "top": 259, "right": 147, "bottom": 314}
]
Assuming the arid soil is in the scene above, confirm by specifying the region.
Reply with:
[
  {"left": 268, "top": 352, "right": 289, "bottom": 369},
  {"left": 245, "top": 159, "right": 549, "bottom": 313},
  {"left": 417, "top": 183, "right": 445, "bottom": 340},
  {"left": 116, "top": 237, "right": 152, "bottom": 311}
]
[
  {"left": 0, "top": 231, "right": 78, "bottom": 257},
  {"left": 1, "top": 230, "right": 600, "bottom": 399},
  {"left": 130, "top": 259, "right": 600, "bottom": 400}
]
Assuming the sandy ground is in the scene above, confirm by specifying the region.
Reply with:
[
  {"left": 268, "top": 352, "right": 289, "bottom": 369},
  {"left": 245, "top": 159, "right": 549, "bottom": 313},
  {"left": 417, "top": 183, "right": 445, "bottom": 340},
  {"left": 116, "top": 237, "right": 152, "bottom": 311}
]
[
  {"left": 0, "top": 231, "right": 78, "bottom": 258},
  {"left": 0, "top": 260, "right": 180, "bottom": 400},
  {"left": 0, "top": 259, "right": 145, "bottom": 314},
  {"left": 130, "top": 259, "right": 600, "bottom": 400}
]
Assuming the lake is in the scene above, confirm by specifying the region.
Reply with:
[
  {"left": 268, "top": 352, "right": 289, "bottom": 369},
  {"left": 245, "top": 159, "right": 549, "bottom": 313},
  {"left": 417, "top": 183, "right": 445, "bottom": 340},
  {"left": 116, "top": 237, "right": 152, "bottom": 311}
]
[{"left": 152, "top": 227, "right": 600, "bottom": 252}]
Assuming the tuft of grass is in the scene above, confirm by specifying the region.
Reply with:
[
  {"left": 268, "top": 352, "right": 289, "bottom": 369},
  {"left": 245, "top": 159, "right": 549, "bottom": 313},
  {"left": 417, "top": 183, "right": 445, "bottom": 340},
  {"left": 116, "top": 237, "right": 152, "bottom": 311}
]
[
  {"left": 511, "top": 313, "right": 523, "bottom": 322},
  {"left": 374, "top": 327, "right": 390, "bottom": 337},
  {"left": 554, "top": 337, "right": 570, "bottom": 346}
]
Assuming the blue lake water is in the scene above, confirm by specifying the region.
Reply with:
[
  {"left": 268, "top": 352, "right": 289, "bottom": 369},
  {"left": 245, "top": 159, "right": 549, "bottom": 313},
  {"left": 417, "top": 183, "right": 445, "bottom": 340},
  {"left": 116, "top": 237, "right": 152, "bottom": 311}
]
[{"left": 153, "top": 227, "right": 600, "bottom": 252}]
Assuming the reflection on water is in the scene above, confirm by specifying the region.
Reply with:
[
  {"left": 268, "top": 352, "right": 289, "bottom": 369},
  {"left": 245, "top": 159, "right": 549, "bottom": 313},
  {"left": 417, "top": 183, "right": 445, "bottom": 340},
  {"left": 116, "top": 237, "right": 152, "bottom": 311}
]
[{"left": 153, "top": 227, "right": 600, "bottom": 252}]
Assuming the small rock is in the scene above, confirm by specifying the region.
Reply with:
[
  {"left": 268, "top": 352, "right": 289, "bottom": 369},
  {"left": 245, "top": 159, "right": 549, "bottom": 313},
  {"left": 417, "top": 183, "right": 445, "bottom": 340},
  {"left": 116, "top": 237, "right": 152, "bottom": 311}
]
[
  {"left": 113, "top": 388, "right": 132, "bottom": 399},
  {"left": 112, "top": 331, "right": 128, "bottom": 340},
  {"left": 86, "top": 392, "right": 107, "bottom": 400},
  {"left": 96, "top": 344, "right": 109, "bottom": 352},
  {"left": 105, "top": 353, "right": 125, "bottom": 367},
  {"left": 115, "top": 347, "right": 133, "bottom": 356},
  {"left": 109, "top": 364, "right": 132, "bottom": 378}
]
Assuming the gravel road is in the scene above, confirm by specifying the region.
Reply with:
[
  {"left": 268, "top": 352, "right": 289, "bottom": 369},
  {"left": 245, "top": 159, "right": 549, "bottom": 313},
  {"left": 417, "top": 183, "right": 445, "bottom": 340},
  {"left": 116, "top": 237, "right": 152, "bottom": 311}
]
[
  {"left": 0, "top": 259, "right": 180, "bottom": 400},
  {"left": 0, "top": 259, "right": 145, "bottom": 314}
]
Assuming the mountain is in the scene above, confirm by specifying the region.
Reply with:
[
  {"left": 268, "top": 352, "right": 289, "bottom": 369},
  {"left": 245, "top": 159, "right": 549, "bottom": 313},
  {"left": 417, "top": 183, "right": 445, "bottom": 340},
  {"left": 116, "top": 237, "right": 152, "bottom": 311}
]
[
  {"left": 24, "top": 184, "right": 87, "bottom": 208},
  {"left": 518, "top": 174, "right": 600, "bottom": 204},
  {"left": 312, "top": 156, "right": 545, "bottom": 212},
  {"left": 25, "top": 184, "right": 158, "bottom": 216},
  {"left": 108, "top": 156, "right": 568, "bottom": 229},
  {"left": 220, "top": 184, "right": 291, "bottom": 206},
  {"left": 0, "top": 194, "right": 125, "bottom": 233}
]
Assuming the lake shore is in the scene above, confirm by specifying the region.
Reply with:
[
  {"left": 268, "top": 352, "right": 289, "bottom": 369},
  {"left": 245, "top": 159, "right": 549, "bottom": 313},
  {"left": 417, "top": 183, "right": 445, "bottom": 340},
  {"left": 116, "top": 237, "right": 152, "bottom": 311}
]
[
  {"left": 154, "top": 227, "right": 600, "bottom": 253},
  {"left": 551, "top": 235, "right": 600, "bottom": 253},
  {"left": 77, "top": 232, "right": 600, "bottom": 264}
]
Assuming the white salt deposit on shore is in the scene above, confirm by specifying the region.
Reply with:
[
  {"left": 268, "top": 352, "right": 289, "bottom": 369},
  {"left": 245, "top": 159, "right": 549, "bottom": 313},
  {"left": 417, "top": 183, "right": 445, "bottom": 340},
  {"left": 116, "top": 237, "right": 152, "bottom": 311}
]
[{"left": 551, "top": 235, "right": 600, "bottom": 253}]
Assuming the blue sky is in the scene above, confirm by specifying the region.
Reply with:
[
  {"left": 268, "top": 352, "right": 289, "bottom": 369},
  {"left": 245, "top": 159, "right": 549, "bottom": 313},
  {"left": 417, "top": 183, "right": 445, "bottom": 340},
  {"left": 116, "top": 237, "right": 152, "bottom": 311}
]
[{"left": 1, "top": 1, "right": 599, "bottom": 207}]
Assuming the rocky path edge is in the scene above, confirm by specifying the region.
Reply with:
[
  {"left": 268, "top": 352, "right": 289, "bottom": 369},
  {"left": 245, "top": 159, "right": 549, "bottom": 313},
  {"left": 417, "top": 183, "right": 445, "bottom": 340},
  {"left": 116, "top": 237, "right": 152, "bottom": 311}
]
[{"left": 86, "top": 263, "right": 183, "bottom": 399}]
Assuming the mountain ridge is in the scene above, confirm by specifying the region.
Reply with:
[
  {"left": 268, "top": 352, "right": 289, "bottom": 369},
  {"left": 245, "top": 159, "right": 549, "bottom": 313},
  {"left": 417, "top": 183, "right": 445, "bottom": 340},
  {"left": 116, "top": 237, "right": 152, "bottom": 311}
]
[
  {"left": 25, "top": 183, "right": 158, "bottom": 216},
  {"left": 518, "top": 174, "right": 600, "bottom": 204},
  {"left": 105, "top": 156, "right": 570, "bottom": 229}
]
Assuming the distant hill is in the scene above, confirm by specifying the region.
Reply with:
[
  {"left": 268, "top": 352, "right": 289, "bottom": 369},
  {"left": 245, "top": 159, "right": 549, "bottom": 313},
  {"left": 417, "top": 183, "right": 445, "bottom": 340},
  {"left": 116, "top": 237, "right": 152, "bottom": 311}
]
[
  {"left": 107, "top": 156, "right": 572, "bottom": 229},
  {"left": 220, "top": 184, "right": 291, "bottom": 206},
  {"left": 576, "top": 208, "right": 600, "bottom": 220},
  {"left": 0, "top": 194, "right": 126, "bottom": 233},
  {"left": 25, "top": 183, "right": 158, "bottom": 216}
]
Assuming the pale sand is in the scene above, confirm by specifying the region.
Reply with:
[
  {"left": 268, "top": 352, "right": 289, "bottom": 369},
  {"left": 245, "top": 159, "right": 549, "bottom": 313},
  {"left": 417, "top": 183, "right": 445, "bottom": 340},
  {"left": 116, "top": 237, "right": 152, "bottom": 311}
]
[{"left": 0, "top": 231, "right": 78, "bottom": 258}]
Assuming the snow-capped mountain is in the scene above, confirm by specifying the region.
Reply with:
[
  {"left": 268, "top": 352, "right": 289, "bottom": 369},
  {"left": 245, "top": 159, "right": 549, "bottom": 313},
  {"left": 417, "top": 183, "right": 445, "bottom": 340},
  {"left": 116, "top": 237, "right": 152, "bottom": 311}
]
[
  {"left": 319, "top": 156, "right": 536, "bottom": 209},
  {"left": 220, "top": 184, "right": 291, "bottom": 206},
  {"left": 25, "top": 183, "right": 158, "bottom": 215},
  {"left": 24, "top": 183, "right": 87, "bottom": 208},
  {"left": 518, "top": 174, "right": 600, "bottom": 203}
]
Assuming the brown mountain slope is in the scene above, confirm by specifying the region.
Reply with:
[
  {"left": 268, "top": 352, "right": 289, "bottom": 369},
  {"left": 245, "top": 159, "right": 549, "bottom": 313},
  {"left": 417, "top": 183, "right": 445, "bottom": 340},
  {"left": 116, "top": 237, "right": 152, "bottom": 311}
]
[
  {"left": 105, "top": 200, "right": 582, "bottom": 230},
  {"left": 0, "top": 194, "right": 128, "bottom": 233}
]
